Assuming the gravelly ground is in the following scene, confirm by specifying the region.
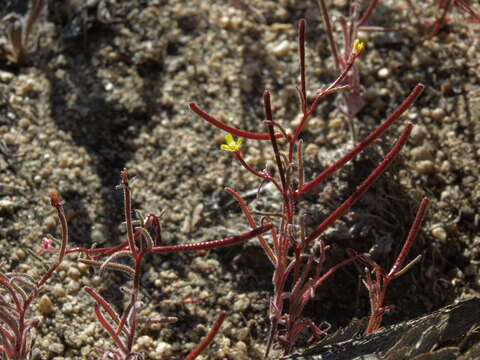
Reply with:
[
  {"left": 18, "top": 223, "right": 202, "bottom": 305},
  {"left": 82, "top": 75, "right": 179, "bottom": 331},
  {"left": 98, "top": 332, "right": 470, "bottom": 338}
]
[{"left": 0, "top": 0, "right": 479, "bottom": 359}]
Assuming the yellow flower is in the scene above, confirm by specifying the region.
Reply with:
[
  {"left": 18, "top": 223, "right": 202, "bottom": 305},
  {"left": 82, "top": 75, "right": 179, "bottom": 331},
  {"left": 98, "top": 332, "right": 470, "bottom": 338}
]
[
  {"left": 352, "top": 39, "right": 365, "bottom": 55},
  {"left": 220, "top": 134, "right": 243, "bottom": 152}
]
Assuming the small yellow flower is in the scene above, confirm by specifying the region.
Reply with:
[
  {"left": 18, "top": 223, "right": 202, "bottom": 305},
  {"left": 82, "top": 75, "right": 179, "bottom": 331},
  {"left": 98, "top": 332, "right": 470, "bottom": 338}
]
[
  {"left": 352, "top": 39, "right": 365, "bottom": 55},
  {"left": 220, "top": 134, "right": 243, "bottom": 152}
]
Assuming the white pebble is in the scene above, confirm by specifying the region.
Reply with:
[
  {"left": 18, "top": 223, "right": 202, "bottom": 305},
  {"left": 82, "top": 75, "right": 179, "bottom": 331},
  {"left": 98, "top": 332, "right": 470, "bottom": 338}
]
[
  {"left": 377, "top": 67, "right": 390, "bottom": 79},
  {"left": 155, "top": 341, "right": 172, "bottom": 358},
  {"left": 271, "top": 40, "right": 291, "bottom": 57},
  {"left": 431, "top": 226, "right": 447, "bottom": 243},
  {"left": 233, "top": 294, "right": 250, "bottom": 312}
]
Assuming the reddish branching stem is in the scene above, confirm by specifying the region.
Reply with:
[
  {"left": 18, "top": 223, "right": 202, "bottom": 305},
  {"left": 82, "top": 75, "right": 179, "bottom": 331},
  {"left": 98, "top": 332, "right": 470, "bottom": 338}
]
[
  {"left": 0, "top": 189, "right": 69, "bottom": 359},
  {"left": 67, "top": 169, "right": 272, "bottom": 358},
  {"left": 296, "top": 84, "right": 424, "bottom": 197},
  {"left": 362, "top": 197, "right": 429, "bottom": 334},
  {"left": 183, "top": 312, "right": 226, "bottom": 360},
  {"left": 151, "top": 224, "right": 272, "bottom": 253},
  {"left": 305, "top": 122, "right": 413, "bottom": 245},
  {"left": 388, "top": 198, "right": 429, "bottom": 278},
  {"left": 188, "top": 102, "right": 283, "bottom": 140},
  {"left": 298, "top": 19, "right": 307, "bottom": 113}
]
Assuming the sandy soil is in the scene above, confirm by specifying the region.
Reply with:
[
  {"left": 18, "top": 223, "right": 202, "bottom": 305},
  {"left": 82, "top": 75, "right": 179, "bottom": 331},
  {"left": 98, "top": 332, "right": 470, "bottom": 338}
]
[{"left": 0, "top": 0, "right": 479, "bottom": 359}]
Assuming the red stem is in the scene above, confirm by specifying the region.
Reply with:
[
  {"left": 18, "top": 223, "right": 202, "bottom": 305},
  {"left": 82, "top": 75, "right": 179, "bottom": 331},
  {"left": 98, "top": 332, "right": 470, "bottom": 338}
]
[
  {"left": 151, "top": 224, "right": 272, "bottom": 253},
  {"left": 305, "top": 123, "right": 413, "bottom": 245},
  {"left": 388, "top": 197, "right": 429, "bottom": 278},
  {"left": 264, "top": 91, "right": 287, "bottom": 196},
  {"left": 296, "top": 84, "right": 424, "bottom": 197},
  {"left": 183, "top": 312, "right": 226, "bottom": 360},
  {"left": 318, "top": 0, "right": 340, "bottom": 71},
  {"left": 358, "top": 0, "right": 379, "bottom": 26},
  {"left": 120, "top": 169, "right": 137, "bottom": 258},
  {"left": 188, "top": 102, "right": 282, "bottom": 140},
  {"left": 298, "top": 19, "right": 307, "bottom": 113},
  {"left": 224, "top": 187, "right": 276, "bottom": 264}
]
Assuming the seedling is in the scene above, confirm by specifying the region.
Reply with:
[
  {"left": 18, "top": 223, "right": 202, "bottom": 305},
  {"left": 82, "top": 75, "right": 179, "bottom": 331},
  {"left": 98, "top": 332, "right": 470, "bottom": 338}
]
[
  {"left": 0, "top": 191, "right": 67, "bottom": 360},
  {"left": 1, "top": 0, "right": 45, "bottom": 64}
]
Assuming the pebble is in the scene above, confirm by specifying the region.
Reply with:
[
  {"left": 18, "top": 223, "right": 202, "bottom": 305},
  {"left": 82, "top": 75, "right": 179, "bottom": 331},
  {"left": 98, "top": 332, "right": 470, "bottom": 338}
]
[
  {"left": 193, "top": 258, "right": 219, "bottom": 272},
  {"left": 431, "top": 107, "right": 445, "bottom": 121},
  {"left": 233, "top": 294, "right": 250, "bottom": 312},
  {"left": 66, "top": 279, "right": 81, "bottom": 293},
  {"left": 67, "top": 267, "right": 81, "bottom": 280},
  {"left": 270, "top": 40, "right": 291, "bottom": 57},
  {"left": 377, "top": 67, "right": 390, "bottom": 79},
  {"left": 91, "top": 228, "right": 106, "bottom": 244},
  {"left": 49, "top": 342, "right": 64, "bottom": 355},
  {"left": 305, "top": 143, "right": 320, "bottom": 158},
  {"left": 18, "top": 118, "right": 30, "bottom": 129},
  {"left": 411, "top": 146, "right": 432, "bottom": 161},
  {"left": 234, "top": 327, "right": 250, "bottom": 341},
  {"left": 415, "top": 160, "right": 436, "bottom": 175},
  {"left": 15, "top": 248, "right": 26, "bottom": 260},
  {"left": 0, "top": 70, "right": 14, "bottom": 82},
  {"left": 0, "top": 199, "right": 16, "bottom": 214},
  {"left": 431, "top": 226, "right": 447, "bottom": 243},
  {"left": 409, "top": 125, "right": 427, "bottom": 145},
  {"left": 52, "top": 283, "right": 66, "bottom": 298},
  {"left": 154, "top": 341, "right": 173, "bottom": 358},
  {"left": 136, "top": 335, "right": 153, "bottom": 348},
  {"left": 329, "top": 118, "right": 343, "bottom": 129},
  {"left": 38, "top": 295, "right": 55, "bottom": 315}
]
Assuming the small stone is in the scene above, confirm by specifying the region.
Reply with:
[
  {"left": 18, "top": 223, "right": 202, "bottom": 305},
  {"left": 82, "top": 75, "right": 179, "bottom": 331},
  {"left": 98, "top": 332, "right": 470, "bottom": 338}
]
[
  {"left": 411, "top": 146, "right": 432, "bottom": 161},
  {"left": 38, "top": 295, "right": 54, "bottom": 315},
  {"left": 3, "top": 133, "right": 16, "bottom": 146},
  {"left": 304, "top": 143, "right": 320, "bottom": 158},
  {"left": 49, "top": 342, "right": 64, "bottom": 354},
  {"left": 377, "top": 67, "right": 390, "bottom": 79},
  {"left": 431, "top": 107, "right": 445, "bottom": 121},
  {"left": 17, "top": 78, "right": 35, "bottom": 96},
  {"left": 329, "top": 118, "right": 343, "bottom": 129},
  {"left": 441, "top": 82, "right": 452, "bottom": 95},
  {"left": 431, "top": 226, "right": 447, "bottom": 243},
  {"left": 67, "top": 267, "right": 81, "bottom": 280},
  {"left": 193, "top": 258, "right": 219, "bottom": 272},
  {"left": 0, "top": 199, "right": 16, "bottom": 214},
  {"left": 409, "top": 125, "right": 427, "bottom": 145},
  {"left": 44, "top": 215, "right": 57, "bottom": 231},
  {"left": 18, "top": 118, "right": 30, "bottom": 129},
  {"left": 52, "top": 283, "right": 66, "bottom": 298},
  {"left": 270, "top": 40, "right": 291, "bottom": 57},
  {"left": 379, "top": 88, "right": 390, "bottom": 97},
  {"left": 137, "top": 335, "right": 153, "bottom": 348},
  {"left": 415, "top": 160, "right": 436, "bottom": 175},
  {"left": 91, "top": 228, "right": 105, "bottom": 244},
  {"left": 234, "top": 327, "right": 250, "bottom": 341},
  {"left": 66, "top": 279, "right": 81, "bottom": 293},
  {"left": 16, "top": 248, "right": 26, "bottom": 260},
  {"left": 291, "top": 113, "right": 308, "bottom": 131},
  {"left": 155, "top": 341, "right": 172, "bottom": 358},
  {"left": 0, "top": 70, "right": 14, "bottom": 82},
  {"left": 233, "top": 294, "right": 250, "bottom": 312}
]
